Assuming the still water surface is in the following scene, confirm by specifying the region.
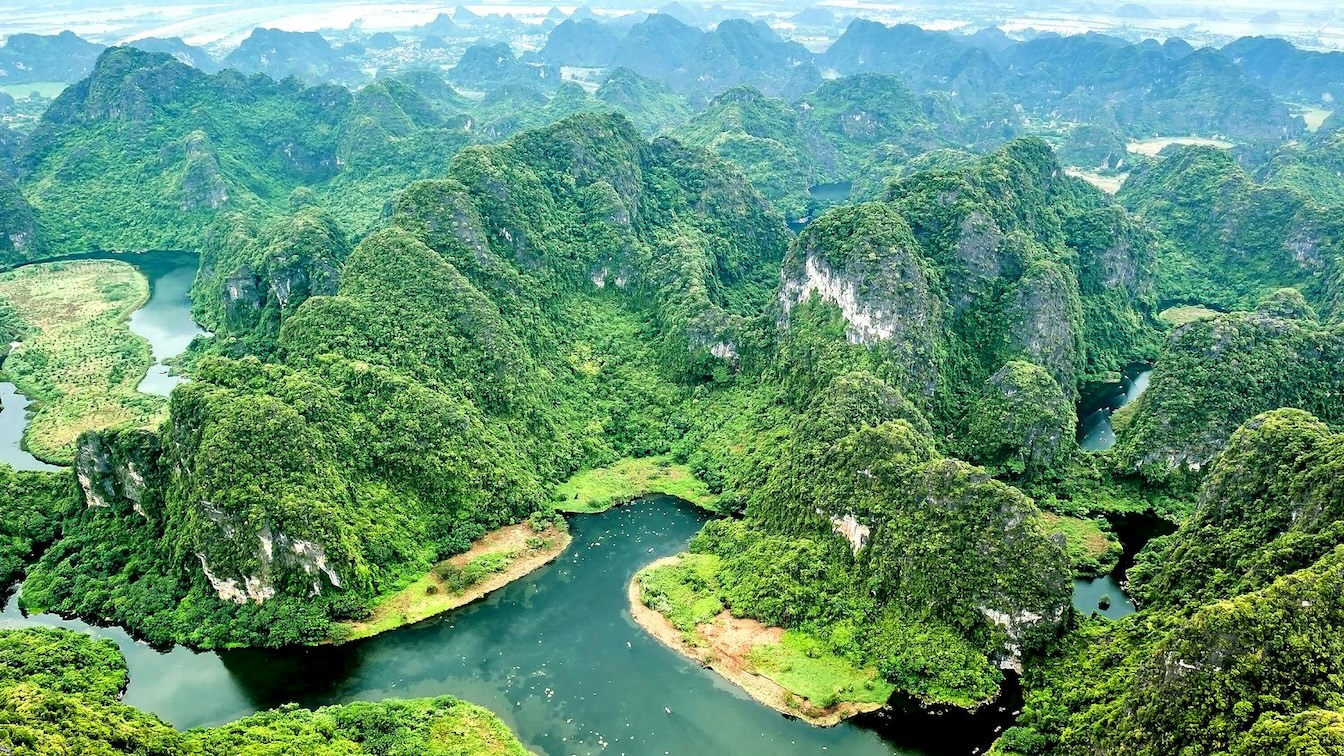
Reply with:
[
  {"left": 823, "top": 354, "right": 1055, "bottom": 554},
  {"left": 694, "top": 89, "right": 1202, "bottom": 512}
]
[
  {"left": 126, "top": 252, "right": 207, "bottom": 396},
  {"left": 0, "top": 253, "right": 203, "bottom": 468},
  {"left": 1077, "top": 366, "right": 1152, "bottom": 452},
  {"left": 1071, "top": 366, "right": 1160, "bottom": 618},
  {"left": 2, "top": 497, "right": 1021, "bottom": 755}
]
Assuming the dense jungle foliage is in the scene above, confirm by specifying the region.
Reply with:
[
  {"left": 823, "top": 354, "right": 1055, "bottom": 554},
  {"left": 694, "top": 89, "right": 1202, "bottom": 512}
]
[
  {"left": 19, "top": 110, "right": 790, "bottom": 647},
  {"left": 0, "top": 32, "right": 1341, "bottom": 754},
  {"left": 997, "top": 409, "right": 1344, "bottom": 756},
  {"left": 0, "top": 626, "right": 529, "bottom": 755}
]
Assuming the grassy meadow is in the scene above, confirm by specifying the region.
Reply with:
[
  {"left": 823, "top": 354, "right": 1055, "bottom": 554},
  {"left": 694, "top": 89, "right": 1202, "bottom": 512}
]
[
  {"left": 552, "top": 455, "right": 720, "bottom": 512},
  {"left": 0, "top": 260, "right": 164, "bottom": 463}
]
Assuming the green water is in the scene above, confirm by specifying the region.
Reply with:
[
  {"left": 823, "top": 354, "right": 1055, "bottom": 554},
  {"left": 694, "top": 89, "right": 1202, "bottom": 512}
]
[
  {"left": 125, "top": 252, "right": 207, "bottom": 396},
  {"left": 0, "top": 252, "right": 203, "bottom": 469},
  {"left": 2, "top": 497, "right": 1018, "bottom": 755}
]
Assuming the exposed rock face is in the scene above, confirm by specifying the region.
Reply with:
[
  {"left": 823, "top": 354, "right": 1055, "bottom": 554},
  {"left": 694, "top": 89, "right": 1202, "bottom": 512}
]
[
  {"left": 822, "top": 510, "right": 870, "bottom": 553},
  {"left": 0, "top": 173, "right": 39, "bottom": 261},
  {"left": 165, "top": 384, "right": 353, "bottom": 606},
  {"left": 37, "top": 45, "right": 203, "bottom": 126},
  {"left": 73, "top": 430, "right": 160, "bottom": 519},
  {"left": 194, "top": 524, "right": 343, "bottom": 605},
  {"left": 178, "top": 131, "right": 229, "bottom": 211},
  {"left": 780, "top": 203, "right": 942, "bottom": 394},
  {"left": 1005, "top": 261, "right": 1085, "bottom": 396},
  {"left": 946, "top": 210, "right": 1012, "bottom": 312},
  {"left": 198, "top": 207, "right": 350, "bottom": 339}
]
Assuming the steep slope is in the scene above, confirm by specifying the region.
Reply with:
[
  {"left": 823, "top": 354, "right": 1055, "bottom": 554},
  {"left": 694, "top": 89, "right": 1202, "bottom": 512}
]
[
  {"left": 775, "top": 138, "right": 1159, "bottom": 422},
  {"left": 1118, "top": 144, "right": 1344, "bottom": 315},
  {"left": 127, "top": 36, "right": 219, "bottom": 72},
  {"left": 22, "top": 112, "right": 790, "bottom": 647},
  {"left": 538, "top": 19, "right": 622, "bottom": 66},
  {"left": 16, "top": 47, "right": 342, "bottom": 249},
  {"left": 676, "top": 74, "right": 947, "bottom": 220},
  {"left": 11, "top": 47, "right": 486, "bottom": 251},
  {"left": 606, "top": 14, "right": 819, "bottom": 103},
  {"left": 1111, "top": 295, "right": 1344, "bottom": 488},
  {"left": 220, "top": 28, "right": 360, "bottom": 83},
  {"left": 1222, "top": 35, "right": 1344, "bottom": 105},
  {"left": 594, "top": 67, "right": 692, "bottom": 134},
  {"left": 1002, "top": 410, "right": 1344, "bottom": 756},
  {"left": 449, "top": 42, "right": 559, "bottom": 91},
  {"left": 0, "top": 174, "right": 41, "bottom": 264},
  {"left": 0, "top": 31, "right": 104, "bottom": 85},
  {"left": 820, "top": 21, "right": 1301, "bottom": 147}
]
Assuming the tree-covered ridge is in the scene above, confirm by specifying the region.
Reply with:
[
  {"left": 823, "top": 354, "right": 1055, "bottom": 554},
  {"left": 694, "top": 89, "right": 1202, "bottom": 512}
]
[
  {"left": 0, "top": 626, "right": 530, "bottom": 755},
  {"left": 676, "top": 74, "right": 947, "bottom": 219},
  {"left": 999, "top": 409, "right": 1344, "bottom": 756},
  {"left": 661, "top": 369, "right": 1072, "bottom": 708},
  {"left": 20, "top": 111, "right": 790, "bottom": 647},
  {"left": 0, "top": 467, "right": 70, "bottom": 600},
  {"left": 6, "top": 47, "right": 682, "bottom": 256},
  {"left": 820, "top": 21, "right": 1303, "bottom": 147},
  {"left": 1118, "top": 144, "right": 1344, "bottom": 317},
  {"left": 1111, "top": 295, "right": 1344, "bottom": 489},
  {"left": 770, "top": 138, "right": 1160, "bottom": 438}
]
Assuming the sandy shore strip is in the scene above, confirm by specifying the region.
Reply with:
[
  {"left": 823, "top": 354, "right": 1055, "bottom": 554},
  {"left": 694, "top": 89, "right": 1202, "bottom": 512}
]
[
  {"left": 628, "top": 555, "right": 885, "bottom": 726},
  {"left": 334, "top": 522, "right": 572, "bottom": 642}
]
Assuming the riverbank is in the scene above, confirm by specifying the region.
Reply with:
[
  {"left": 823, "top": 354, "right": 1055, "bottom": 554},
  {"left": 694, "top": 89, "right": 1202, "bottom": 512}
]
[
  {"left": 332, "top": 520, "right": 572, "bottom": 643},
  {"left": 629, "top": 555, "right": 887, "bottom": 727},
  {"left": 552, "top": 456, "right": 719, "bottom": 513},
  {"left": 0, "top": 259, "right": 162, "bottom": 464}
]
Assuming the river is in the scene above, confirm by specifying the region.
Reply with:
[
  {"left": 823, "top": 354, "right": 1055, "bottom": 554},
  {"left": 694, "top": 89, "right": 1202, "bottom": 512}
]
[
  {"left": 125, "top": 252, "right": 207, "bottom": 396},
  {"left": 3, "top": 496, "right": 1019, "bottom": 756},
  {"left": 1076, "top": 365, "right": 1151, "bottom": 452},
  {"left": 0, "top": 255, "right": 1071, "bottom": 754},
  {"left": 0, "top": 252, "right": 204, "bottom": 469},
  {"left": 1070, "top": 365, "right": 1170, "bottom": 619}
]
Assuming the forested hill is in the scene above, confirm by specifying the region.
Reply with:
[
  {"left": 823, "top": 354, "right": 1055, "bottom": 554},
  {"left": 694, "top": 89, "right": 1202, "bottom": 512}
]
[
  {"left": 1118, "top": 144, "right": 1344, "bottom": 317},
  {"left": 819, "top": 21, "right": 1301, "bottom": 145},
  {"left": 1, "top": 20, "right": 1343, "bottom": 756},
  {"left": 20, "top": 111, "right": 790, "bottom": 647}
]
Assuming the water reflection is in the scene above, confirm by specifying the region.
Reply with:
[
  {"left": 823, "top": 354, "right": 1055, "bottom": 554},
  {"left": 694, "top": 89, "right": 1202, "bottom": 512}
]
[
  {"left": 4, "top": 499, "right": 965, "bottom": 755},
  {"left": 1078, "top": 366, "right": 1152, "bottom": 452},
  {"left": 124, "top": 253, "right": 207, "bottom": 396}
]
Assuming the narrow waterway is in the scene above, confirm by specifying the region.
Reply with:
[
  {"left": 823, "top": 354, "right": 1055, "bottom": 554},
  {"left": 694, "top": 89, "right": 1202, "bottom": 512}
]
[
  {"left": 0, "top": 252, "right": 203, "bottom": 467},
  {"left": 125, "top": 252, "right": 207, "bottom": 396},
  {"left": 1071, "top": 365, "right": 1170, "bottom": 619},
  {"left": 1077, "top": 365, "right": 1152, "bottom": 452},
  {"left": 0, "top": 381, "right": 61, "bottom": 471},
  {"left": 2, "top": 497, "right": 1017, "bottom": 756}
]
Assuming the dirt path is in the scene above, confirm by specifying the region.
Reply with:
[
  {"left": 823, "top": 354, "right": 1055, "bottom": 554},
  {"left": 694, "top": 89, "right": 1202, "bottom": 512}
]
[{"left": 628, "top": 556, "right": 884, "bottom": 727}]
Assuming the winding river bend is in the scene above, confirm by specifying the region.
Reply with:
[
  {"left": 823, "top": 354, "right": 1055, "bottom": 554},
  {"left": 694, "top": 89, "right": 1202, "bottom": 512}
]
[
  {"left": 0, "top": 252, "right": 204, "bottom": 469},
  {"left": 0, "top": 254, "right": 1028, "bottom": 754},
  {"left": 125, "top": 252, "right": 207, "bottom": 396},
  {"left": 1071, "top": 365, "right": 1169, "bottom": 619},
  {"left": 4, "top": 497, "right": 1018, "bottom": 756}
]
